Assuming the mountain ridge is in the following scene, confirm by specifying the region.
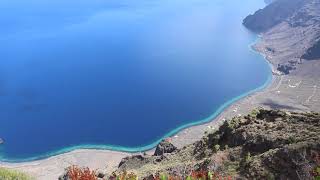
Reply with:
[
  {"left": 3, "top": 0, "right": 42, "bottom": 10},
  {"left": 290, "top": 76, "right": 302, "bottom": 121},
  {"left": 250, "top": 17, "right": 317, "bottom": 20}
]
[{"left": 244, "top": 0, "right": 320, "bottom": 74}]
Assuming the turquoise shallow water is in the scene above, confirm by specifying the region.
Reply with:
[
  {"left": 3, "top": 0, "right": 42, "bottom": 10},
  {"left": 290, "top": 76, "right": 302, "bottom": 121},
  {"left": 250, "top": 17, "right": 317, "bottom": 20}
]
[{"left": 0, "top": 0, "right": 271, "bottom": 161}]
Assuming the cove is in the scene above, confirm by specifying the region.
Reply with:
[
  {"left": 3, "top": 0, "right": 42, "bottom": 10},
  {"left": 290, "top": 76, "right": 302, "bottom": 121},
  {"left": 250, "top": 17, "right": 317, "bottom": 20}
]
[{"left": 0, "top": 0, "right": 271, "bottom": 161}]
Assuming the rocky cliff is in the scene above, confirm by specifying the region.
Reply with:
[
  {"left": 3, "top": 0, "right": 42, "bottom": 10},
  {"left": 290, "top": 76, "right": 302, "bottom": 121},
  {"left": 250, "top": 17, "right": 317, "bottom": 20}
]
[
  {"left": 244, "top": 0, "right": 320, "bottom": 74},
  {"left": 243, "top": 0, "right": 306, "bottom": 33},
  {"left": 111, "top": 109, "right": 320, "bottom": 179}
]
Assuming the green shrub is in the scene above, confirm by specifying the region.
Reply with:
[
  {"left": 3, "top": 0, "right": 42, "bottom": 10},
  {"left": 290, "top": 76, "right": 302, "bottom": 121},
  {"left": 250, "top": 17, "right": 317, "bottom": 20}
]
[
  {"left": 224, "top": 145, "right": 229, "bottom": 150},
  {"left": 288, "top": 136, "right": 297, "bottom": 144},
  {"left": 227, "top": 117, "right": 240, "bottom": 129},
  {"left": 266, "top": 172, "right": 275, "bottom": 180},
  {"left": 213, "top": 144, "right": 220, "bottom": 153},
  {"left": 160, "top": 174, "right": 168, "bottom": 180},
  {"left": 208, "top": 171, "right": 213, "bottom": 179},
  {"left": 249, "top": 109, "right": 259, "bottom": 118},
  {"left": 0, "top": 167, "right": 33, "bottom": 180},
  {"left": 244, "top": 152, "right": 252, "bottom": 163}
]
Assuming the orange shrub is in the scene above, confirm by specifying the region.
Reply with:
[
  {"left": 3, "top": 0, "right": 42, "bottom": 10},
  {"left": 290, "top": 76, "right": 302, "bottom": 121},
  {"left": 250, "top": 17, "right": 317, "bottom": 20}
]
[{"left": 67, "top": 165, "right": 97, "bottom": 180}]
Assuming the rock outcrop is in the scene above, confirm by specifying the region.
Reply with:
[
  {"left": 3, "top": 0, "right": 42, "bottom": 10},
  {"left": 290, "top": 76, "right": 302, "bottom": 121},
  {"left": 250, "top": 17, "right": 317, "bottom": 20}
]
[
  {"left": 154, "top": 139, "right": 177, "bottom": 156},
  {"left": 118, "top": 155, "right": 151, "bottom": 170}
]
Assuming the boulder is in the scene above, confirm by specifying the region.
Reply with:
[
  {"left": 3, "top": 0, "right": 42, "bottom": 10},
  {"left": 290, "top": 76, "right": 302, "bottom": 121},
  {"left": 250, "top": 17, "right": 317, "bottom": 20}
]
[
  {"left": 154, "top": 139, "right": 177, "bottom": 156},
  {"left": 118, "top": 155, "right": 149, "bottom": 169},
  {"left": 96, "top": 170, "right": 105, "bottom": 178}
]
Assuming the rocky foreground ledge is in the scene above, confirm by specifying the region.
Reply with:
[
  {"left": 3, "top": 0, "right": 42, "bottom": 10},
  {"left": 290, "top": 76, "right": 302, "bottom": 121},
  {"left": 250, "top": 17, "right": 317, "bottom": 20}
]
[{"left": 60, "top": 109, "right": 320, "bottom": 179}]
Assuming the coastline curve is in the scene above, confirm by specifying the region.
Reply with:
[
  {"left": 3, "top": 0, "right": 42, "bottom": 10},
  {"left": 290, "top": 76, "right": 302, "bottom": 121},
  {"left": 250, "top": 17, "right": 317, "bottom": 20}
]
[{"left": 0, "top": 37, "right": 273, "bottom": 163}]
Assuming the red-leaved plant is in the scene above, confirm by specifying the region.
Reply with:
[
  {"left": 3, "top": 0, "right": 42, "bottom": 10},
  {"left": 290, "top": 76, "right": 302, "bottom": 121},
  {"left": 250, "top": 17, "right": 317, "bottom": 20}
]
[{"left": 67, "top": 165, "right": 97, "bottom": 180}]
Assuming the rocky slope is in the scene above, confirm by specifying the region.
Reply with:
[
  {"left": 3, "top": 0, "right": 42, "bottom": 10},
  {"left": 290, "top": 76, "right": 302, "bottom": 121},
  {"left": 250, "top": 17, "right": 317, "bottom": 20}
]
[
  {"left": 244, "top": 0, "right": 320, "bottom": 74},
  {"left": 101, "top": 109, "right": 320, "bottom": 179}
]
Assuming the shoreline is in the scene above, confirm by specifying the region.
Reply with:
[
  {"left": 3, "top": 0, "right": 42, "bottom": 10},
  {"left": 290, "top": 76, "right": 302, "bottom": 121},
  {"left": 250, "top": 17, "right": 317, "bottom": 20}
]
[
  {"left": 0, "top": 36, "right": 277, "bottom": 179},
  {"left": 0, "top": 40, "right": 273, "bottom": 163}
]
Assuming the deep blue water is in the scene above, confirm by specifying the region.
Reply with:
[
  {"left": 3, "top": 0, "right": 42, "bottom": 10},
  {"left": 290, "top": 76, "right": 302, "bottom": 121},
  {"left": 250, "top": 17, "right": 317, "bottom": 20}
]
[{"left": 0, "top": 0, "right": 271, "bottom": 160}]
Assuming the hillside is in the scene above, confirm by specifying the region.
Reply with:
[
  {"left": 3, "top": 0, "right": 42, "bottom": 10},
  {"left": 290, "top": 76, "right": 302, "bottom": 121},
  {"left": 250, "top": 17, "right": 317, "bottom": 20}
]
[
  {"left": 243, "top": 0, "right": 306, "bottom": 33},
  {"left": 244, "top": 0, "right": 320, "bottom": 74},
  {"left": 115, "top": 109, "right": 320, "bottom": 179}
]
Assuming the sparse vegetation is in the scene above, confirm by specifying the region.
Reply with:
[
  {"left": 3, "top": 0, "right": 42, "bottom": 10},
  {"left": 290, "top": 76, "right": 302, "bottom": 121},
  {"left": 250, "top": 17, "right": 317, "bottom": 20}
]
[
  {"left": 0, "top": 167, "right": 33, "bottom": 180},
  {"left": 213, "top": 144, "right": 220, "bottom": 153},
  {"left": 288, "top": 136, "right": 297, "bottom": 144},
  {"left": 244, "top": 152, "right": 252, "bottom": 164},
  {"left": 110, "top": 171, "right": 137, "bottom": 180}
]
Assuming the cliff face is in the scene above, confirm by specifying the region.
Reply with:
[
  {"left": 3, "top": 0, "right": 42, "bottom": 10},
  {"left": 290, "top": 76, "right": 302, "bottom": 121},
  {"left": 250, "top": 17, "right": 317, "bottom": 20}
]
[
  {"left": 113, "top": 109, "right": 320, "bottom": 179},
  {"left": 243, "top": 0, "right": 320, "bottom": 74},
  {"left": 243, "top": 0, "right": 305, "bottom": 33}
]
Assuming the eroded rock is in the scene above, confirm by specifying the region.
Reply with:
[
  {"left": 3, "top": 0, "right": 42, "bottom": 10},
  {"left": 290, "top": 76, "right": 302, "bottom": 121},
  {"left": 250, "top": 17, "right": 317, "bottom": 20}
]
[{"left": 154, "top": 139, "right": 177, "bottom": 156}]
